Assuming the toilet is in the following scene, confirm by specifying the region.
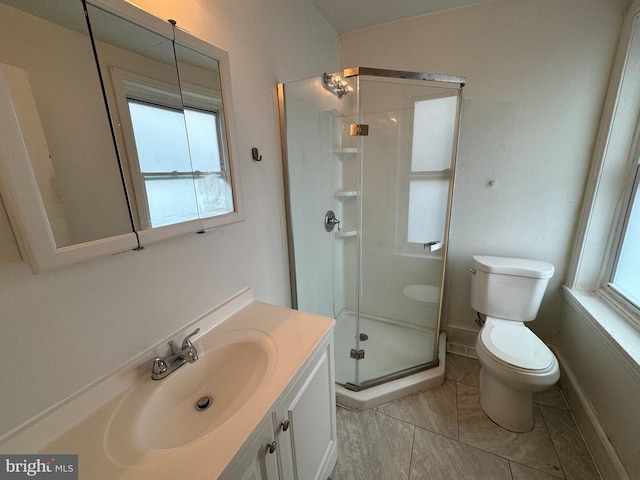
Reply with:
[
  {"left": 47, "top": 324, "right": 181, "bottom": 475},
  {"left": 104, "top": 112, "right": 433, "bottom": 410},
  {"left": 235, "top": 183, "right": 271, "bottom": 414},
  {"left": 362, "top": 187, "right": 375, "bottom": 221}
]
[{"left": 470, "top": 255, "right": 559, "bottom": 432}]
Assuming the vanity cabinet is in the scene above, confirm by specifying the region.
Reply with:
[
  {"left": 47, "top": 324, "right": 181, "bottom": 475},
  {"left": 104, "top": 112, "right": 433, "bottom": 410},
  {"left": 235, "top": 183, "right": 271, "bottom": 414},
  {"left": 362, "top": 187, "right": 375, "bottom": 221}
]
[
  {"left": 220, "top": 417, "right": 280, "bottom": 480},
  {"left": 221, "top": 335, "right": 337, "bottom": 480}
]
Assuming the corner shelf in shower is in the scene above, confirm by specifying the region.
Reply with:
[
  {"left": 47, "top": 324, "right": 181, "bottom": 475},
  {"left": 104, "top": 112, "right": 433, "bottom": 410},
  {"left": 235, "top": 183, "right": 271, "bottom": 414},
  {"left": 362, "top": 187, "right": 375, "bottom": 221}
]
[
  {"left": 332, "top": 148, "right": 358, "bottom": 161},
  {"left": 335, "top": 189, "right": 358, "bottom": 199},
  {"left": 335, "top": 229, "right": 357, "bottom": 238}
]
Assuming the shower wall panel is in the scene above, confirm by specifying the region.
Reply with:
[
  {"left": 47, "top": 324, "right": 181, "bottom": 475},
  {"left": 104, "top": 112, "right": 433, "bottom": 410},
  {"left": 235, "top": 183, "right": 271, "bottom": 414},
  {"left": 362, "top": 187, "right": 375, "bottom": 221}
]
[{"left": 283, "top": 78, "right": 337, "bottom": 318}]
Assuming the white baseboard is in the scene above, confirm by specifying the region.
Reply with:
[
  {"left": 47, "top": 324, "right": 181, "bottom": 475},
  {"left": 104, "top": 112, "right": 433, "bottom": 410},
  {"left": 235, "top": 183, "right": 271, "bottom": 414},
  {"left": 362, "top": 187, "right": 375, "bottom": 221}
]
[
  {"left": 446, "top": 341, "right": 477, "bottom": 358},
  {"left": 445, "top": 325, "right": 478, "bottom": 358}
]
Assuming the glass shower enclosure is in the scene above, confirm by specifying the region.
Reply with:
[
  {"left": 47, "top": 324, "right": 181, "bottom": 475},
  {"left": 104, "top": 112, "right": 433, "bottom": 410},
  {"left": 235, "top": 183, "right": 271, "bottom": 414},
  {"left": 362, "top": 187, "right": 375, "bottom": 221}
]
[{"left": 278, "top": 68, "right": 464, "bottom": 393}]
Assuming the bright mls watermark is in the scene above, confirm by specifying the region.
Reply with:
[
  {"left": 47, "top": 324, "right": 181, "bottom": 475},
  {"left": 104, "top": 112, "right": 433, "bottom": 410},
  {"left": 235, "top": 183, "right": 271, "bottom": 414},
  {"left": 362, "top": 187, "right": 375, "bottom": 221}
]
[{"left": 0, "top": 455, "right": 77, "bottom": 479}]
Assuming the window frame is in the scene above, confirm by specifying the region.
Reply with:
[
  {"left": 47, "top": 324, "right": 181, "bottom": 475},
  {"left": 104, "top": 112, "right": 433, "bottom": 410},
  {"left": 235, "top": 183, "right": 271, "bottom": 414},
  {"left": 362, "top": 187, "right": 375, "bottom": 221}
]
[
  {"left": 110, "top": 67, "right": 233, "bottom": 230},
  {"left": 567, "top": 1, "right": 640, "bottom": 330}
]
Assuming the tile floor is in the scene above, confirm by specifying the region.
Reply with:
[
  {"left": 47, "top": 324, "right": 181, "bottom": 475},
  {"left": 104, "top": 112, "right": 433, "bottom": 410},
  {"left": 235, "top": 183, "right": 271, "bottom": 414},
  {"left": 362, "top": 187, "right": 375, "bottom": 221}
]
[{"left": 330, "top": 353, "right": 601, "bottom": 480}]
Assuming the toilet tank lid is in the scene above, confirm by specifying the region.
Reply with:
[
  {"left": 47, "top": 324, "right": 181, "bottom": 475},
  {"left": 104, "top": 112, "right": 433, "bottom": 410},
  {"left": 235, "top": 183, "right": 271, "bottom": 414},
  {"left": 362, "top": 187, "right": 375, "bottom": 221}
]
[{"left": 472, "top": 256, "right": 554, "bottom": 279}]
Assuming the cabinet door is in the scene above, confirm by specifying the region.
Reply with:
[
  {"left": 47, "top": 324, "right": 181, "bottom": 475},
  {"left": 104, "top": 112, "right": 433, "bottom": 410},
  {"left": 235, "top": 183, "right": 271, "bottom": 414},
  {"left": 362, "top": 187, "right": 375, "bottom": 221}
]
[
  {"left": 220, "top": 418, "right": 279, "bottom": 480},
  {"left": 279, "top": 345, "right": 337, "bottom": 480}
]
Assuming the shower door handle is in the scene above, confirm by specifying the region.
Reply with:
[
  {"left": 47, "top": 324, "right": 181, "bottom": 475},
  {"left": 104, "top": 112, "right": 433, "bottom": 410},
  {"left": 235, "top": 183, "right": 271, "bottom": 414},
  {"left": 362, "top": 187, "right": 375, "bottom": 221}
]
[{"left": 324, "top": 210, "right": 341, "bottom": 232}]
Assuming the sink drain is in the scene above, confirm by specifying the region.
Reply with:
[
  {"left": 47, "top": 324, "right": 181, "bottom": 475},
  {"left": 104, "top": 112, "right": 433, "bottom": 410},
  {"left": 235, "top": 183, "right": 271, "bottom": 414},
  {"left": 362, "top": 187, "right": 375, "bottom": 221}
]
[
  {"left": 359, "top": 333, "right": 368, "bottom": 341},
  {"left": 195, "top": 395, "right": 213, "bottom": 411}
]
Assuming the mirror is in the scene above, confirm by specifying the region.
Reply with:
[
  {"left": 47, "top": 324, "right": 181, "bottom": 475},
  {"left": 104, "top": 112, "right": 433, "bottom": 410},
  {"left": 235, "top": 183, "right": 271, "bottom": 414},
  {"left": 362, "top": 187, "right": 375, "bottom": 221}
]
[
  {"left": 0, "top": 0, "right": 134, "bottom": 247},
  {"left": 174, "top": 43, "right": 235, "bottom": 223},
  {"left": 86, "top": 3, "right": 187, "bottom": 231},
  {"left": 87, "top": 2, "right": 239, "bottom": 235},
  {"left": 0, "top": 0, "right": 242, "bottom": 272}
]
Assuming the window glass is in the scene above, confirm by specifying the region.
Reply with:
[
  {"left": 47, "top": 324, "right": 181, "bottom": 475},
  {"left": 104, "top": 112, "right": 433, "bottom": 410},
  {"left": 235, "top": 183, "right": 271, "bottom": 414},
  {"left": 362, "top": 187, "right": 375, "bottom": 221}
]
[
  {"left": 406, "top": 95, "right": 457, "bottom": 246},
  {"left": 407, "top": 178, "right": 448, "bottom": 244},
  {"left": 128, "top": 101, "right": 191, "bottom": 173},
  {"left": 410, "top": 96, "right": 457, "bottom": 172},
  {"left": 183, "top": 108, "right": 233, "bottom": 218},
  {"left": 610, "top": 164, "right": 640, "bottom": 309},
  {"left": 128, "top": 100, "right": 197, "bottom": 227}
]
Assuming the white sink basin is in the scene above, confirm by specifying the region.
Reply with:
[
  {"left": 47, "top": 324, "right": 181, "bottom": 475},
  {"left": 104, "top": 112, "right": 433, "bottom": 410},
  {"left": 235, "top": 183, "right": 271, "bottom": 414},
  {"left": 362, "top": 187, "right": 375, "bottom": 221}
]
[{"left": 105, "top": 329, "right": 276, "bottom": 463}]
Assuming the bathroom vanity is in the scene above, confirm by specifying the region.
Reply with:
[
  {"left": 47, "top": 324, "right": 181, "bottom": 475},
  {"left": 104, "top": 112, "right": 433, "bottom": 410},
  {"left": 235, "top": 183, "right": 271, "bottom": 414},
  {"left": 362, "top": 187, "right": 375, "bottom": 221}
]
[
  {"left": 0, "top": 290, "right": 337, "bottom": 479},
  {"left": 220, "top": 327, "right": 336, "bottom": 479}
]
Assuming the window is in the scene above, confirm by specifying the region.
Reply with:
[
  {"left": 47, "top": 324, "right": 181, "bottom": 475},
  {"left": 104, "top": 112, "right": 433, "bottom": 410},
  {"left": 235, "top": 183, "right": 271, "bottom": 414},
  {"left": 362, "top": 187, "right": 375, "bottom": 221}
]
[
  {"left": 109, "top": 69, "right": 234, "bottom": 231},
  {"left": 396, "top": 92, "right": 458, "bottom": 255},
  {"left": 127, "top": 100, "right": 232, "bottom": 228},
  {"left": 608, "top": 157, "right": 640, "bottom": 311},
  {"left": 567, "top": 3, "right": 640, "bottom": 329}
]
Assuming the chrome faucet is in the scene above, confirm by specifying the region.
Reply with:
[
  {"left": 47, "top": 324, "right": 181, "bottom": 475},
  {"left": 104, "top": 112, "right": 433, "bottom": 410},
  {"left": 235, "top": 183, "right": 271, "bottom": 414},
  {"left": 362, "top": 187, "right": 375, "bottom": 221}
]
[{"left": 143, "top": 328, "right": 200, "bottom": 380}]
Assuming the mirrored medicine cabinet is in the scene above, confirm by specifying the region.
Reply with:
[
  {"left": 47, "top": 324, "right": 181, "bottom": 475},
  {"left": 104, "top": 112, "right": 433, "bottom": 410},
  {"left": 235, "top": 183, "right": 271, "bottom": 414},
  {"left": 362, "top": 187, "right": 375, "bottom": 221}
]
[{"left": 0, "top": 0, "right": 242, "bottom": 273}]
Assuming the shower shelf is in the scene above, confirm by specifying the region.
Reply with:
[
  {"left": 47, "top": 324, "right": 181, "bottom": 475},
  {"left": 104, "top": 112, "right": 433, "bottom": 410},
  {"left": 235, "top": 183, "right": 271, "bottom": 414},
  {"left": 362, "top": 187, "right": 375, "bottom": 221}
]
[
  {"left": 333, "top": 147, "right": 358, "bottom": 161},
  {"left": 335, "top": 190, "right": 358, "bottom": 199},
  {"left": 335, "top": 229, "right": 356, "bottom": 238}
]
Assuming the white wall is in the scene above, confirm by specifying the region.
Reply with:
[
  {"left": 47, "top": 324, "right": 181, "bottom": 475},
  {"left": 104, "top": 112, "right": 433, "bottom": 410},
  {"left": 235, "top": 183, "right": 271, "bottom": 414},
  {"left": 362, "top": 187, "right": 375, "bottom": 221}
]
[
  {"left": 558, "top": 301, "right": 640, "bottom": 479},
  {"left": 0, "top": 0, "right": 338, "bottom": 438},
  {"left": 339, "top": 0, "right": 628, "bottom": 343}
]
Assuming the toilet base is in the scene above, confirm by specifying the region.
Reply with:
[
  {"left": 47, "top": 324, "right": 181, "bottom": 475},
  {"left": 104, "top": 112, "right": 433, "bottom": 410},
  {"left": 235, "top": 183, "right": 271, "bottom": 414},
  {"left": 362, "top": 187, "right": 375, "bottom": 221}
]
[{"left": 479, "top": 367, "right": 534, "bottom": 432}]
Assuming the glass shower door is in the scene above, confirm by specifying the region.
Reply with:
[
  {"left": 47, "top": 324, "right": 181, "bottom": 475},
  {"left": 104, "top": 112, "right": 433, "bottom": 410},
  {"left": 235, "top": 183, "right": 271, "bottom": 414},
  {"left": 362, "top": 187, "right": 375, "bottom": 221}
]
[
  {"left": 278, "top": 76, "right": 361, "bottom": 388},
  {"left": 354, "top": 75, "right": 460, "bottom": 387}
]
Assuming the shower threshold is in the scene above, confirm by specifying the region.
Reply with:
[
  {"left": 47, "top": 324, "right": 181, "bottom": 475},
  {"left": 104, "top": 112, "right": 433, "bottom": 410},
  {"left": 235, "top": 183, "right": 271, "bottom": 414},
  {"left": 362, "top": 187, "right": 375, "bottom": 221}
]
[
  {"left": 336, "top": 332, "right": 446, "bottom": 410},
  {"left": 342, "top": 359, "right": 439, "bottom": 392}
]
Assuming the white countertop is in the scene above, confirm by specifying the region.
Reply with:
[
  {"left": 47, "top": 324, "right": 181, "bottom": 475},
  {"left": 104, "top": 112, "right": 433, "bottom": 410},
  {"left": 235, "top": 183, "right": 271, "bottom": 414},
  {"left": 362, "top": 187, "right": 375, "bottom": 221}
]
[{"left": 16, "top": 293, "right": 334, "bottom": 479}]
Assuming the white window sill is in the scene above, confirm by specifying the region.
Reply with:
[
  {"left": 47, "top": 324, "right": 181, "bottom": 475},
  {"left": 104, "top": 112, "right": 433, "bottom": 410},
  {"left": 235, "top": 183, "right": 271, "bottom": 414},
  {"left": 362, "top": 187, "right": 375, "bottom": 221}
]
[{"left": 562, "top": 286, "right": 640, "bottom": 380}]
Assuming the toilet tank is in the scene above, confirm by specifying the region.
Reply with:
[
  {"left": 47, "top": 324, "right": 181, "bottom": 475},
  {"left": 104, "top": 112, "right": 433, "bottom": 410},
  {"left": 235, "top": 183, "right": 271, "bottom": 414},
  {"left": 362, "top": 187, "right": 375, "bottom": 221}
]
[{"left": 470, "top": 256, "right": 554, "bottom": 321}]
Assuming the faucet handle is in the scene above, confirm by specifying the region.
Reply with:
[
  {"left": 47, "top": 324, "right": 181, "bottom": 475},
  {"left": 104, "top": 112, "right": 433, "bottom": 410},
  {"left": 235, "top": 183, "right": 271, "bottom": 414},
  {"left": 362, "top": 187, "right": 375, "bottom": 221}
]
[
  {"left": 151, "top": 358, "right": 168, "bottom": 376},
  {"left": 181, "top": 328, "right": 200, "bottom": 350},
  {"left": 139, "top": 357, "right": 168, "bottom": 378}
]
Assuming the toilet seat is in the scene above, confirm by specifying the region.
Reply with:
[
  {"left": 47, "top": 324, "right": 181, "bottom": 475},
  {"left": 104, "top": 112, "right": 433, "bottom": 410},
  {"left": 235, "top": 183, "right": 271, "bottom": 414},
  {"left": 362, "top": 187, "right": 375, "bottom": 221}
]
[{"left": 479, "top": 318, "right": 555, "bottom": 371}]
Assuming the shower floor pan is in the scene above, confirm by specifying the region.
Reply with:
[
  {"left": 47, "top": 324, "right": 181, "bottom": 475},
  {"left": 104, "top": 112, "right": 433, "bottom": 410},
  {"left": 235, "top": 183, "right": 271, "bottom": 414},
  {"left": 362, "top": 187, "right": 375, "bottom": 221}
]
[{"left": 334, "top": 310, "right": 445, "bottom": 410}]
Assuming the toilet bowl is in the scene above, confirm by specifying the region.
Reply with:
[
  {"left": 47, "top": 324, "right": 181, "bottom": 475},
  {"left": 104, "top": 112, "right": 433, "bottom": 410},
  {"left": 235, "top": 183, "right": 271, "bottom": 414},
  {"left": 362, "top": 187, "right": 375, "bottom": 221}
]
[
  {"left": 475, "top": 318, "right": 559, "bottom": 432},
  {"left": 470, "top": 255, "right": 559, "bottom": 432}
]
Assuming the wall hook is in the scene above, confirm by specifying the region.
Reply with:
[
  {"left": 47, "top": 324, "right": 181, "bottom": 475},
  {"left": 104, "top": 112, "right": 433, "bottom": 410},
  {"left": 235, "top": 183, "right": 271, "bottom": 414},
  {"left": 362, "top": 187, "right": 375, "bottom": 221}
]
[{"left": 251, "top": 147, "right": 262, "bottom": 162}]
